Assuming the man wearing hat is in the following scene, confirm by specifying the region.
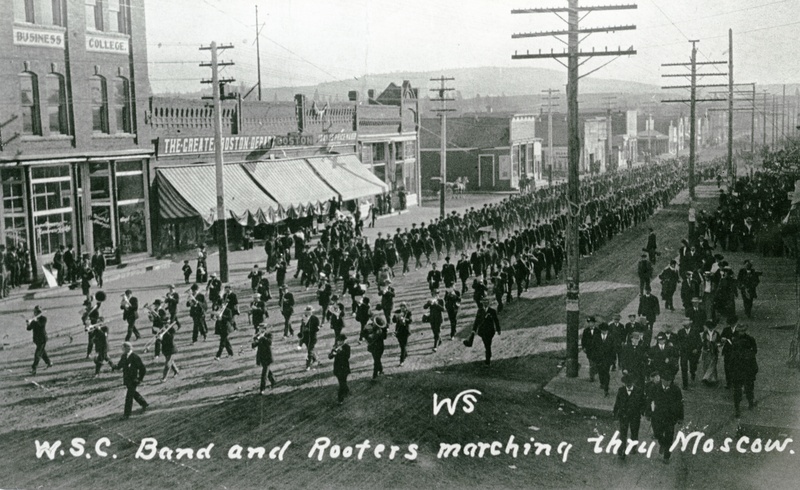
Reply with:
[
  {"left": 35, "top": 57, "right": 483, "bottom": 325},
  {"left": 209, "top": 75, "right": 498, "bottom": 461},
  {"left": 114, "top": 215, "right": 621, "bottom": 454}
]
[
  {"left": 737, "top": 260, "right": 761, "bottom": 319},
  {"left": 317, "top": 274, "right": 332, "bottom": 321},
  {"left": 327, "top": 294, "right": 346, "bottom": 338},
  {"left": 658, "top": 260, "right": 680, "bottom": 311},
  {"left": 619, "top": 331, "right": 648, "bottom": 386},
  {"left": 720, "top": 315, "right": 740, "bottom": 389},
  {"left": 646, "top": 370, "right": 684, "bottom": 463},
  {"left": 581, "top": 317, "right": 599, "bottom": 382},
  {"left": 366, "top": 316, "right": 388, "bottom": 379},
  {"left": 686, "top": 296, "right": 706, "bottom": 330},
  {"left": 442, "top": 256, "right": 457, "bottom": 290},
  {"left": 27, "top": 305, "right": 51, "bottom": 375},
  {"left": 299, "top": 305, "right": 321, "bottom": 370},
  {"left": 729, "top": 323, "right": 758, "bottom": 417},
  {"left": 207, "top": 273, "right": 222, "bottom": 310},
  {"left": 649, "top": 332, "right": 678, "bottom": 378},
  {"left": 329, "top": 333, "right": 351, "bottom": 404},
  {"left": 593, "top": 322, "right": 617, "bottom": 396},
  {"left": 473, "top": 296, "right": 501, "bottom": 366},
  {"left": 249, "top": 294, "right": 266, "bottom": 330},
  {"left": 457, "top": 253, "right": 472, "bottom": 294},
  {"left": 111, "top": 342, "right": 148, "bottom": 419},
  {"left": 677, "top": 320, "right": 702, "bottom": 389},
  {"left": 393, "top": 303, "right": 413, "bottom": 366},
  {"left": 608, "top": 314, "right": 626, "bottom": 370},
  {"left": 423, "top": 290, "right": 445, "bottom": 352},
  {"left": 613, "top": 373, "right": 646, "bottom": 459},
  {"left": 253, "top": 329, "right": 276, "bottom": 395},
  {"left": 637, "top": 286, "right": 660, "bottom": 331}
]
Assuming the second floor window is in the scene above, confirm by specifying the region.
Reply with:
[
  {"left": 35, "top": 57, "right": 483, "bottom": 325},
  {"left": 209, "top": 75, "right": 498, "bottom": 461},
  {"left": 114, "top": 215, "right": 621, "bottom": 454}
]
[
  {"left": 113, "top": 77, "right": 131, "bottom": 133},
  {"left": 20, "top": 72, "right": 41, "bottom": 136},
  {"left": 14, "top": 0, "right": 63, "bottom": 25},
  {"left": 46, "top": 74, "right": 68, "bottom": 135},
  {"left": 86, "top": 0, "right": 103, "bottom": 31},
  {"left": 90, "top": 76, "right": 109, "bottom": 133}
]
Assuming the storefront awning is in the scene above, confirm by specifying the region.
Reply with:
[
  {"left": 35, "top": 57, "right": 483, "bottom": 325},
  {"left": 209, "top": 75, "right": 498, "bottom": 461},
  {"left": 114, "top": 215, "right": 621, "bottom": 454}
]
[
  {"left": 156, "top": 165, "right": 281, "bottom": 225},
  {"left": 306, "top": 154, "right": 389, "bottom": 201},
  {"left": 242, "top": 158, "right": 338, "bottom": 217}
]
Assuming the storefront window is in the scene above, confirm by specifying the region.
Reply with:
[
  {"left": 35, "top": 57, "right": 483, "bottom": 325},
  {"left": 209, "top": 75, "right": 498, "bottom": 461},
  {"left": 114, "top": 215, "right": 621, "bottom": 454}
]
[
  {"left": 2, "top": 168, "right": 28, "bottom": 250},
  {"left": 373, "top": 163, "right": 386, "bottom": 183},
  {"left": 89, "top": 161, "right": 111, "bottom": 200},
  {"left": 117, "top": 173, "right": 144, "bottom": 201},
  {"left": 118, "top": 202, "right": 146, "bottom": 253},
  {"left": 372, "top": 143, "right": 386, "bottom": 162},
  {"left": 394, "top": 142, "right": 404, "bottom": 162},
  {"left": 31, "top": 164, "right": 73, "bottom": 257}
]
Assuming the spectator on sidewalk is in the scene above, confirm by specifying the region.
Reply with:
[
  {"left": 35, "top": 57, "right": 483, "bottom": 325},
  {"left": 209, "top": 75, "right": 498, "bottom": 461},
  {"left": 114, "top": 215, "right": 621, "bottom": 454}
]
[{"left": 637, "top": 253, "right": 653, "bottom": 295}]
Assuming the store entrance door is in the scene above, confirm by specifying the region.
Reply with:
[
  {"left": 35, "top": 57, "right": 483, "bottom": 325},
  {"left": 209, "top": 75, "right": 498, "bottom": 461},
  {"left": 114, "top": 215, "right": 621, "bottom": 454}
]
[{"left": 90, "top": 204, "right": 115, "bottom": 251}]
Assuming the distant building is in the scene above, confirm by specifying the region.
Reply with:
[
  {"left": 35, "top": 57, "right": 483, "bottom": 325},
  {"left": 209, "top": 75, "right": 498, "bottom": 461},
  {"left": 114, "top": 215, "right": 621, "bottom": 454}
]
[{"left": 420, "top": 114, "right": 542, "bottom": 192}]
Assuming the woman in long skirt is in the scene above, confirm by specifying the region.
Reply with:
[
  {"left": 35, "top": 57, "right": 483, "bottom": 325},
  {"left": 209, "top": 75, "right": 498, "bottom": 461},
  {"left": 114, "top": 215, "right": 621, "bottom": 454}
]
[{"left": 699, "top": 321, "right": 720, "bottom": 386}]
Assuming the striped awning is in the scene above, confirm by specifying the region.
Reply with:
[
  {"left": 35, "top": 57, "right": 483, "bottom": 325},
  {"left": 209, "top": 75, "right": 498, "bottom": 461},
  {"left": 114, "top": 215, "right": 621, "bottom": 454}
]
[
  {"left": 156, "top": 164, "right": 281, "bottom": 225},
  {"left": 306, "top": 154, "right": 389, "bottom": 201},
  {"left": 241, "top": 158, "right": 338, "bottom": 218}
]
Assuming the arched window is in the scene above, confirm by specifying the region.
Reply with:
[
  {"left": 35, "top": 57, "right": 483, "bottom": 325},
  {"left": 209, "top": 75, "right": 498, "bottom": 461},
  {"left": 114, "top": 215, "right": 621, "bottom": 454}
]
[
  {"left": 90, "top": 75, "right": 108, "bottom": 133},
  {"left": 46, "top": 73, "right": 68, "bottom": 135},
  {"left": 19, "top": 72, "right": 41, "bottom": 136},
  {"left": 113, "top": 77, "right": 131, "bottom": 133}
]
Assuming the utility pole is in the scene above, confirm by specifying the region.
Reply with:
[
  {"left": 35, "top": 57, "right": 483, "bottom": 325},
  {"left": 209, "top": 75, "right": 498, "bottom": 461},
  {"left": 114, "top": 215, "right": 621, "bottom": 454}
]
[
  {"left": 773, "top": 95, "right": 777, "bottom": 146},
  {"left": 541, "top": 89, "right": 559, "bottom": 185},
  {"left": 512, "top": 0, "right": 637, "bottom": 379},
  {"left": 783, "top": 84, "right": 787, "bottom": 139},
  {"left": 751, "top": 83, "right": 756, "bottom": 154},
  {"left": 762, "top": 90, "right": 768, "bottom": 148},
  {"left": 727, "top": 29, "right": 734, "bottom": 185},
  {"left": 603, "top": 96, "right": 616, "bottom": 171},
  {"left": 255, "top": 5, "right": 263, "bottom": 101},
  {"left": 661, "top": 40, "right": 727, "bottom": 200},
  {"left": 200, "top": 41, "right": 235, "bottom": 283},
  {"left": 430, "top": 77, "right": 455, "bottom": 219}
]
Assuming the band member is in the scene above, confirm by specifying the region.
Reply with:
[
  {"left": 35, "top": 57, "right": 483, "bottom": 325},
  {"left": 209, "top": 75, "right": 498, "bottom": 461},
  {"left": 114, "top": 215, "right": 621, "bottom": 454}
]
[
  {"left": 444, "top": 287, "right": 461, "bottom": 340},
  {"left": 427, "top": 263, "right": 442, "bottom": 293},
  {"left": 329, "top": 333, "right": 351, "bottom": 405},
  {"left": 366, "top": 316, "right": 388, "bottom": 379},
  {"left": 111, "top": 342, "right": 148, "bottom": 419},
  {"left": 257, "top": 276, "right": 272, "bottom": 304},
  {"left": 248, "top": 264, "right": 263, "bottom": 293},
  {"left": 442, "top": 256, "right": 457, "bottom": 289},
  {"left": 93, "top": 324, "right": 113, "bottom": 377},
  {"left": 317, "top": 274, "right": 332, "bottom": 321},
  {"left": 222, "top": 285, "right": 239, "bottom": 327},
  {"left": 250, "top": 294, "right": 267, "bottom": 329},
  {"left": 214, "top": 309, "right": 235, "bottom": 360},
  {"left": 327, "top": 295, "right": 346, "bottom": 338},
  {"left": 148, "top": 301, "right": 166, "bottom": 358},
  {"left": 457, "top": 253, "right": 472, "bottom": 294},
  {"left": 474, "top": 297, "right": 501, "bottom": 366},
  {"left": 207, "top": 273, "right": 223, "bottom": 310},
  {"left": 80, "top": 259, "right": 94, "bottom": 298},
  {"left": 298, "top": 305, "right": 320, "bottom": 370},
  {"left": 380, "top": 285, "right": 395, "bottom": 326},
  {"left": 281, "top": 287, "right": 295, "bottom": 338},
  {"left": 188, "top": 284, "right": 208, "bottom": 343},
  {"left": 393, "top": 302, "right": 412, "bottom": 366},
  {"left": 423, "top": 290, "right": 445, "bottom": 352},
  {"left": 27, "top": 305, "right": 51, "bottom": 375},
  {"left": 182, "top": 260, "right": 192, "bottom": 284},
  {"left": 355, "top": 297, "right": 372, "bottom": 343},
  {"left": 121, "top": 290, "right": 140, "bottom": 341},
  {"left": 165, "top": 285, "right": 181, "bottom": 330},
  {"left": 82, "top": 299, "right": 101, "bottom": 359},
  {"left": 252, "top": 329, "right": 276, "bottom": 395},
  {"left": 159, "top": 324, "right": 179, "bottom": 382}
]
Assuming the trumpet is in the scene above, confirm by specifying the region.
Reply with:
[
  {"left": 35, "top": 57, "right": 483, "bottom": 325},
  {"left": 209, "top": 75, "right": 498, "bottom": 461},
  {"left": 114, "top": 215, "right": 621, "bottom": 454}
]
[
  {"left": 24, "top": 312, "right": 44, "bottom": 325},
  {"left": 120, "top": 294, "right": 131, "bottom": 310},
  {"left": 252, "top": 328, "right": 270, "bottom": 343}
]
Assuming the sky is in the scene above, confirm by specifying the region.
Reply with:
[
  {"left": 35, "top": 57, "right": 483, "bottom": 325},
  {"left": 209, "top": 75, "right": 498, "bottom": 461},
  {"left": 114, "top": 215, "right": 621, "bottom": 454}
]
[{"left": 144, "top": 0, "right": 800, "bottom": 94}]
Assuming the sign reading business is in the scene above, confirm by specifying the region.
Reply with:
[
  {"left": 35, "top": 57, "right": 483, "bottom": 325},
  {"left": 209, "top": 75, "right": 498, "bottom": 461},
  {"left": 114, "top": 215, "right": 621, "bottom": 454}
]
[
  {"left": 86, "top": 33, "right": 129, "bottom": 54},
  {"left": 158, "top": 132, "right": 357, "bottom": 157},
  {"left": 13, "top": 25, "right": 65, "bottom": 49}
]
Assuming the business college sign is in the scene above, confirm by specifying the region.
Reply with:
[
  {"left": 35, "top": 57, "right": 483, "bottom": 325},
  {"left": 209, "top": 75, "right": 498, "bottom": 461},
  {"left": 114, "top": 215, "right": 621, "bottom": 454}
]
[
  {"left": 13, "top": 25, "right": 65, "bottom": 49},
  {"left": 158, "top": 132, "right": 357, "bottom": 156},
  {"left": 86, "top": 33, "right": 129, "bottom": 54}
]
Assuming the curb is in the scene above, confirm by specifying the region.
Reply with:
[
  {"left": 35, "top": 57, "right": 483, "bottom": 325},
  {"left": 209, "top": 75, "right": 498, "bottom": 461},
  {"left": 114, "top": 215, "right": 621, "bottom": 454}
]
[{"left": 28, "top": 261, "right": 175, "bottom": 300}]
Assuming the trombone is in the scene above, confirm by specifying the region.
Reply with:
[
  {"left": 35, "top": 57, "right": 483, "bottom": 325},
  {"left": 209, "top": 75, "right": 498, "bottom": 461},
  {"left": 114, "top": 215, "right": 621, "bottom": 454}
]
[
  {"left": 143, "top": 322, "right": 177, "bottom": 353},
  {"left": 23, "top": 311, "right": 45, "bottom": 325}
]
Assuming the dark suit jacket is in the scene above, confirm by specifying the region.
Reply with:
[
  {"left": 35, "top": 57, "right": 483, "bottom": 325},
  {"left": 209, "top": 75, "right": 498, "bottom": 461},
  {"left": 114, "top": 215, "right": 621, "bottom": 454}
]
[
  {"left": 27, "top": 316, "right": 48, "bottom": 345},
  {"left": 648, "top": 383, "right": 684, "bottom": 425},
  {"left": 115, "top": 352, "right": 146, "bottom": 387},
  {"left": 475, "top": 307, "right": 500, "bottom": 338},
  {"left": 613, "top": 385, "right": 646, "bottom": 421},
  {"left": 593, "top": 332, "right": 617, "bottom": 366},
  {"left": 637, "top": 294, "right": 660, "bottom": 323},
  {"left": 331, "top": 343, "right": 351, "bottom": 376}
]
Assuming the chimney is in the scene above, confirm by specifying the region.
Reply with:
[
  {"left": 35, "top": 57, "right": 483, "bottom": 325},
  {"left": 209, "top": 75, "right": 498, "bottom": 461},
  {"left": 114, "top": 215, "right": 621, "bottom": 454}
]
[{"left": 294, "top": 94, "right": 306, "bottom": 133}]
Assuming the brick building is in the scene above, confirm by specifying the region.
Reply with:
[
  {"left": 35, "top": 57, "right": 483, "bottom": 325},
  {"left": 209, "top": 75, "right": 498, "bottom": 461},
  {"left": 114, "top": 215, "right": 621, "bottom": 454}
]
[{"left": 1, "top": 0, "right": 153, "bottom": 281}]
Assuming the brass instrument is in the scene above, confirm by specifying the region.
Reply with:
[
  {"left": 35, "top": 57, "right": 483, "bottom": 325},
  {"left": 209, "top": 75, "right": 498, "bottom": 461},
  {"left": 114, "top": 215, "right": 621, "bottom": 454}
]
[
  {"left": 120, "top": 294, "right": 131, "bottom": 310},
  {"left": 252, "top": 327, "right": 270, "bottom": 343},
  {"left": 85, "top": 317, "right": 105, "bottom": 333},
  {"left": 143, "top": 322, "right": 177, "bottom": 352},
  {"left": 24, "top": 312, "right": 44, "bottom": 325}
]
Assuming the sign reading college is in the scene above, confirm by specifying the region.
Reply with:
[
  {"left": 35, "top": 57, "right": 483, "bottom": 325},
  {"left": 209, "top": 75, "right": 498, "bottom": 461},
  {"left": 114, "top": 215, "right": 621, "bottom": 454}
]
[
  {"left": 158, "top": 132, "right": 357, "bottom": 156},
  {"left": 86, "top": 33, "right": 129, "bottom": 54}
]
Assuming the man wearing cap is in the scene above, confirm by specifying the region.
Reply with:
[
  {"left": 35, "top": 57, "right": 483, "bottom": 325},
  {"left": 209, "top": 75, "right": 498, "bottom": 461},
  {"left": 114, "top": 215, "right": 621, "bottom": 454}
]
[
  {"left": 474, "top": 297, "right": 500, "bottom": 366},
  {"left": 613, "top": 373, "right": 646, "bottom": 459},
  {"left": 593, "top": 322, "right": 617, "bottom": 396},
  {"left": 366, "top": 316, "right": 388, "bottom": 379},
  {"left": 27, "top": 305, "right": 52, "bottom": 375},
  {"left": 165, "top": 285, "right": 181, "bottom": 330},
  {"left": 189, "top": 286, "right": 208, "bottom": 343},
  {"left": 442, "top": 256, "right": 457, "bottom": 290},
  {"left": 329, "top": 334, "right": 351, "bottom": 405},
  {"left": 581, "top": 317, "right": 600, "bottom": 382},
  {"left": 248, "top": 264, "right": 263, "bottom": 293},
  {"left": 637, "top": 253, "right": 653, "bottom": 295},
  {"left": 111, "top": 342, "right": 148, "bottom": 419},
  {"left": 299, "top": 305, "right": 321, "bottom": 370},
  {"left": 393, "top": 303, "right": 413, "bottom": 366},
  {"left": 677, "top": 320, "right": 702, "bottom": 389},
  {"left": 380, "top": 285, "right": 395, "bottom": 326},
  {"left": 250, "top": 294, "right": 266, "bottom": 330},
  {"left": 457, "top": 253, "right": 472, "bottom": 294},
  {"left": 649, "top": 332, "right": 678, "bottom": 378},
  {"left": 729, "top": 323, "right": 758, "bottom": 417},
  {"left": 427, "top": 263, "right": 442, "bottom": 294},
  {"left": 423, "top": 290, "right": 446, "bottom": 352},
  {"left": 646, "top": 370, "right": 683, "bottom": 463}
]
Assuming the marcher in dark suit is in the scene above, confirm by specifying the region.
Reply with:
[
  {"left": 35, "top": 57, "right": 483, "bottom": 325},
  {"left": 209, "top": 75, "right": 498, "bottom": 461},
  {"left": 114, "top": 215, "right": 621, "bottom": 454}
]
[
  {"left": 457, "top": 254, "right": 472, "bottom": 294},
  {"left": 581, "top": 317, "right": 600, "bottom": 382},
  {"left": 593, "top": 323, "right": 617, "bottom": 396},
  {"left": 649, "top": 332, "right": 679, "bottom": 378},
  {"left": 329, "top": 334, "right": 351, "bottom": 404},
  {"left": 213, "top": 309, "right": 235, "bottom": 360},
  {"left": 613, "top": 374, "right": 646, "bottom": 459},
  {"left": 111, "top": 342, "right": 148, "bottom": 418},
  {"left": 645, "top": 228, "right": 658, "bottom": 264},
  {"left": 252, "top": 330, "right": 276, "bottom": 395},
  {"left": 608, "top": 314, "right": 626, "bottom": 370},
  {"left": 473, "top": 297, "right": 500, "bottom": 366},
  {"left": 393, "top": 303, "right": 412, "bottom": 366},
  {"left": 444, "top": 288, "right": 461, "bottom": 339},
  {"left": 619, "top": 331, "right": 648, "bottom": 386},
  {"left": 91, "top": 250, "right": 106, "bottom": 287},
  {"left": 423, "top": 291, "right": 446, "bottom": 352},
  {"left": 637, "top": 287, "right": 660, "bottom": 328},
  {"left": 737, "top": 260, "right": 761, "bottom": 318},
  {"left": 646, "top": 370, "right": 684, "bottom": 463},
  {"left": 27, "top": 306, "right": 51, "bottom": 375},
  {"left": 720, "top": 315, "right": 740, "bottom": 389},
  {"left": 366, "top": 316, "right": 388, "bottom": 379},
  {"left": 729, "top": 323, "right": 758, "bottom": 417},
  {"left": 121, "top": 290, "right": 140, "bottom": 341},
  {"left": 658, "top": 260, "right": 680, "bottom": 311},
  {"left": 637, "top": 253, "right": 653, "bottom": 295},
  {"left": 676, "top": 320, "right": 702, "bottom": 389},
  {"left": 442, "top": 256, "right": 457, "bottom": 289}
]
